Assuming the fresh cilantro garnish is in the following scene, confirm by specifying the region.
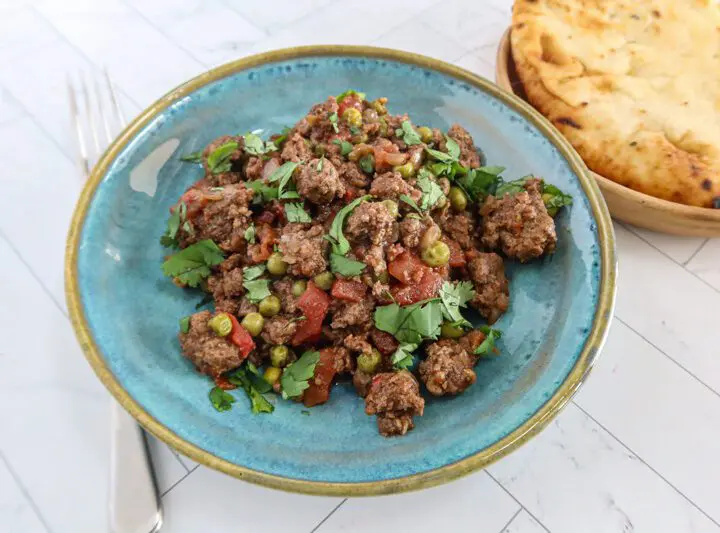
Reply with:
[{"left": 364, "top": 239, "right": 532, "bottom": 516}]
[
  {"left": 243, "top": 133, "right": 267, "bottom": 156},
  {"left": 160, "top": 201, "right": 187, "bottom": 248},
  {"left": 161, "top": 240, "right": 224, "bottom": 288},
  {"left": 333, "top": 138, "right": 353, "bottom": 156},
  {"left": 494, "top": 176, "right": 533, "bottom": 198},
  {"left": 374, "top": 298, "right": 443, "bottom": 345},
  {"left": 391, "top": 342, "right": 417, "bottom": 370},
  {"left": 243, "top": 264, "right": 271, "bottom": 303},
  {"left": 399, "top": 194, "right": 423, "bottom": 215},
  {"left": 209, "top": 386, "right": 235, "bottom": 412},
  {"left": 456, "top": 166, "right": 504, "bottom": 201},
  {"left": 280, "top": 350, "right": 320, "bottom": 399},
  {"left": 328, "top": 112, "right": 339, "bottom": 133},
  {"left": 425, "top": 135, "right": 460, "bottom": 163},
  {"left": 246, "top": 180, "right": 280, "bottom": 203},
  {"left": 359, "top": 154, "right": 374, "bottom": 174},
  {"left": 417, "top": 169, "right": 445, "bottom": 210},
  {"left": 317, "top": 157, "right": 324, "bottom": 172},
  {"left": 285, "top": 202, "right": 312, "bottom": 223},
  {"left": 395, "top": 120, "right": 422, "bottom": 146},
  {"left": 542, "top": 183, "right": 573, "bottom": 216},
  {"left": 244, "top": 223, "right": 256, "bottom": 244},
  {"left": 180, "top": 151, "right": 203, "bottom": 163},
  {"left": 438, "top": 281, "right": 475, "bottom": 327},
  {"left": 330, "top": 252, "right": 366, "bottom": 277},
  {"left": 336, "top": 89, "right": 366, "bottom": 103},
  {"left": 326, "top": 195, "right": 371, "bottom": 256},
  {"left": 475, "top": 326, "right": 503, "bottom": 357},
  {"left": 265, "top": 161, "right": 300, "bottom": 199},
  {"left": 207, "top": 141, "right": 238, "bottom": 173},
  {"left": 301, "top": 409, "right": 311, "bottom": 416},
  {"left": 227, "top": 366, "right": 274, "bottom": 414},
  {"left": 267, "top": 127, "right": 291, "bottom": 151},
  {"left": 179, "top": 315, "right": 191, "bottom": 333}
]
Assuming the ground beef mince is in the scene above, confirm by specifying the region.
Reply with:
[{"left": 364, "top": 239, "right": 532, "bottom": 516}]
[
  {"left": 447, "top": 124, "right": 481, "bottom": 169},
  {"left": 365, "top": 371, "right": 425, "bottom": 436},
  {"left": 480, "top": 178, "right": 557, "bottom": 262},
  {"left": 419, "top": 339, "right": 477, "bottom": 396},
  {"left": 296, "top": 157, "right": 345, "bottom": 204},
  {"left": 179, "top": 311, "right": 245, "bottom": 377},
  {"left": 468, "top": 253, "right": 510, "bottom": 324},
  {"left": 163, "top": 92, "right": 571, "bottom": 436},
  {"left": 279, "top": 223, "right": 328, "bottom": 278}
]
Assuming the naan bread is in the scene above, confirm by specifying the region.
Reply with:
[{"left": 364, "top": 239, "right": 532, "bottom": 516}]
[{"left": 511, "top": 0, "right": 720, "bottom": 208}]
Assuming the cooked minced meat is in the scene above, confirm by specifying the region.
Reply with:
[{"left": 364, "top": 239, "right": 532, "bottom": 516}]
[
  {"left": 480, "top": 178, "right": 557, "bottom": 262},
  {"left": 162, "top": 91, "right": 570, "bottom": 436}
]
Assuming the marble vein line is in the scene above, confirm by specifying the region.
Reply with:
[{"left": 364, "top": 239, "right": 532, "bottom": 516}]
[
  {"left": 309, "top": 498, "right": 349, "bottom": 533},
  {"left": 485, "top": 471, "right": 552, "bottom": 533}
]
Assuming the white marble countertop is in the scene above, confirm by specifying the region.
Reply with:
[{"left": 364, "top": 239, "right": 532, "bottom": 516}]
[{"left": 1, "top": 0, "right": 719, "bottom": 532}]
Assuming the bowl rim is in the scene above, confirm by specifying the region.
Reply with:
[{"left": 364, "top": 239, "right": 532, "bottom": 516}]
[{"left": 65, "top": 45, "right": 617, "bottom": 497}]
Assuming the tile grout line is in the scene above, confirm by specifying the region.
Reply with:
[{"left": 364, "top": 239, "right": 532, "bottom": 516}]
[
  {"left": 613, "top": 315, "right": 720, "bottom": 401},
  {"left": 495, "top": 507, "right": 523, "bottom": 533},
  {"left": 483, "top": 471, "right": 552, "bottom": 533},
  {"left": 571, "top": 401, "right": 720, "bottom": 528},
  {"left": 621, "top": 224, "right": 719, "bottom": 295},
  {"left": 0, "top": 450, "right": 55, "bottom": 533},
  {"left": 309, "top": 498, "right": 348, "bottom": 533},
  {"left": 682, "top": 237, "right": 709, "bottom": 266},
  {"left": 161, "top": 464, "right": 200, "bottom": 499},
  {"left": 170, "top": 450, "right": 191, "bottom": 473},
  {"left": 220, "top": 0, "right": 326, "bottom": 37}
]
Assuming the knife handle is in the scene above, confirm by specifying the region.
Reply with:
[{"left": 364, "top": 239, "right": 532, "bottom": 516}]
[{"left": 109, "top": 401, "right": 163, "bottom": 533}]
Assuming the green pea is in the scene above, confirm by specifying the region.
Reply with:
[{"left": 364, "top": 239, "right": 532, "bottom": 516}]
[
  {"left": 436, "top": 195, "right": 448, "bottom": 209},
  {"left": 240, "top": 312, "right": 264, "bottom": 336},
  {"left": 381, "top": 199, "right": 399, "bottom": 218},
  {"left": 372, "top": 99, "right": 387, "bottom": 115},
  {"left": 258, "top": 295, "right": 281, "bottom": 317},
  {"left": 342, "top": 108, "right": 363, "bottom": 128},
  {"left": 417, "top": 126, "right": 433, "bottom": 144},
  {"left": 207, "top": 313, "right": 232, "bottom": 337},
  {"left": 378, "top": 117, "right": 388, "bottom": 137},
  {"left": 351, "top": 133, "right": 369, "bottom": 144},
  {"left": 264, "top": 366, "right": 281, "bottom": 385},
  {"left": 357, "top": 349, "right": 382, "bottom": 374},
  {"left": 393, "top": 162, "right": 415, "bottom": 179},
  {"left": 441, "top": 322, "right": 465, "bottom": 339},
  {"left": 421, "top": 240, "right": 450, "bottom": 267},
  {"left": 448, "top": 186, "right": 468, "bottom": 212},
  {"left": 270, "top": 345, "right": 290, "bottom": 367},
  {"left": 292, "top": 280, "right": 307, "bottom": 297},
  {"left": 267, "top": 252, "right": 288, "bottom": 275},
  {"left": 313, "top": 272, "right": 334, "bottom": 291}
]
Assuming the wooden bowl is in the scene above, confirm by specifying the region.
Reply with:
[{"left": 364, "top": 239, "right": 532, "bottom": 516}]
[{"left": 496, "top": 28, "right": 720, "bottom": 236}]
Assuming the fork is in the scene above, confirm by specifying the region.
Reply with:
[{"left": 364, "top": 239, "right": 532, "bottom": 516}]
[{"left": 68, "top": 70, "right": 163, "bottom": 533}]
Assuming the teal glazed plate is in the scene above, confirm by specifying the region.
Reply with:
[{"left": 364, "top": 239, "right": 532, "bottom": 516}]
[{"left": 65, "top": 46, "right": 616, "bottom": 496}]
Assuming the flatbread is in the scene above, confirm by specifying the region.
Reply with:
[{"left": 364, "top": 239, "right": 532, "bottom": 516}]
[{"left": 511, "top": 0, "right": 720, "bottom": 208}]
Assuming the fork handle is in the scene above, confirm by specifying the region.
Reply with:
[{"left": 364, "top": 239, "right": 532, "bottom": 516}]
[{"left": 109, "top": 401, "right": 163, "bottom": 533}]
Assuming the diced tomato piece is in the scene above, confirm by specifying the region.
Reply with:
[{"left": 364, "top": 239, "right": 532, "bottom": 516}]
[
  {"left": 249, "top": 224, "right": 277, "bottom": 263},
  {"left": 373, "top": 145, "right": 408, "bottom": 172},
  {"left": 370, "top": 329, "right": 399, "bottom": 356},
  {"left": 443, "top": 237, "right": 466, "bottom": 268},
  {"left": 177, "top": 188, "right": 207, "bottom": 219},
  {"left": 291, "top": 282, "right": 331, "bottom": 346},
  {"left": 331, "top": 279, "right": 367, "bottom": 302},
  {"left": 227, "top": 314, "right": 255, "bottom": 359},
  {"left": 388, "top": 251, "right": 428, "bottom": 285},
  {"left": 391, "top": 269, "right": 443, "bottom": 305},
  {"left": 214, "top": 375, "right": 237, "bottom": 390},
  {"left": 337, "top": 95, "right": 363, "bottom": 117},
  {"left": 343, "top": 186, "right": 360, "bottom": 202},
  {"left": 303, "top": 348, "right": 340, "bottom": 407},
  {"left": 256, "top": 210, "right": 275, "bottom": 225}
]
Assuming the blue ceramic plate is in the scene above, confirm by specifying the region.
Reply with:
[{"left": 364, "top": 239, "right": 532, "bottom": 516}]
[{"left": 66, "top": 47, "right": 616, "bottom": 496}]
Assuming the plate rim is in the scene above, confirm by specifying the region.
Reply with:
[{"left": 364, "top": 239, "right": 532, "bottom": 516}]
[{"left": 64, "top": 45, "right": 617, "bottom": 496}]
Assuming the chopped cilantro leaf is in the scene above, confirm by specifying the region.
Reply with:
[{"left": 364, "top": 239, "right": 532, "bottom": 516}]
[
  {"left": 246, "top": 180, "right": 279, "bottom": 203},
  {"left": 226, "top": 366, "right": 274, "bottom": 414},
  {"left": 494, "top": 176, "right": 533, "bottom": 198},
  {"left": 244, "top": 223, "right": 256, "bottom": 244},
  {"left": 179, "top": 315, "right": 191, "bottom": 333},
  {"left": 326, "top": 195, "right": 372, "bottom": 255},
  {"left": 281, "top": 350, "right": 320, "bottom": 399},
  {"left": 542, "top": 183, "right": 573, "bottom": 216},
  {"left": 267, "top": 161, "right": 298, "bottom": 183},
  {"left": 417, "top": 169, "right": 445, "bottom": 210},
  {"left": 456, "top": 166, "right": 504, "bottom": 201},
  {"left": 285, "top": 202, "right": 312, "bottom": 223},
  {"left": 243, "top": 264, "right": 271, "bottom": 303},
  {"left": 160, "top": 201, "right": 186, "bottom": 248},
  {"left": 438, "top": 281, "right": 475, "bottom": 327},
  {"left": 301, "top": 409, "right": 311, "bottom": 416},
  {"left": 333, "top": 139, "right": 353, "bottom": 156},
  {"left": 328, "top": 112, "right": 339, "bottom": 133},
  {"left": 336, "top": 89, "right": 366, "bottom": 103},
  {"left": 161, "top": 240, "right": 224, "bottom": 288},
  {"left": 209, "top": 386, "right": 235, "bottom": 412},
  {"left": 395, "top": 120, "right": 422, "bottom": 146},
  {"left": 359, "top": 154, "right": 374, "bottom": 174},
  {"left": 374, "top": 299, "right": 443, "bottom": 346},
  {"left": 330, "top": 252, "right": 366, "bottom": 277},
  {"left": 446, "top": 136, "right": 461, "bottom": 160},
  {"left": 243, "top": 133, "right": 266, "bottom": 155},
  {"left": 207, "top": 141, "right": 238, "bottom": 173},
  {"left": 399, "top": 194, "right": 423, "bottom": 215},
  {"left": 475, "top": 326, "right": 503, "bottom": 357},
  {"left": 180, "top": 151, "right": 203, "bottom": 163},
  {"left": 391, "top": 342, "right": 417, "bottom": 370}
]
